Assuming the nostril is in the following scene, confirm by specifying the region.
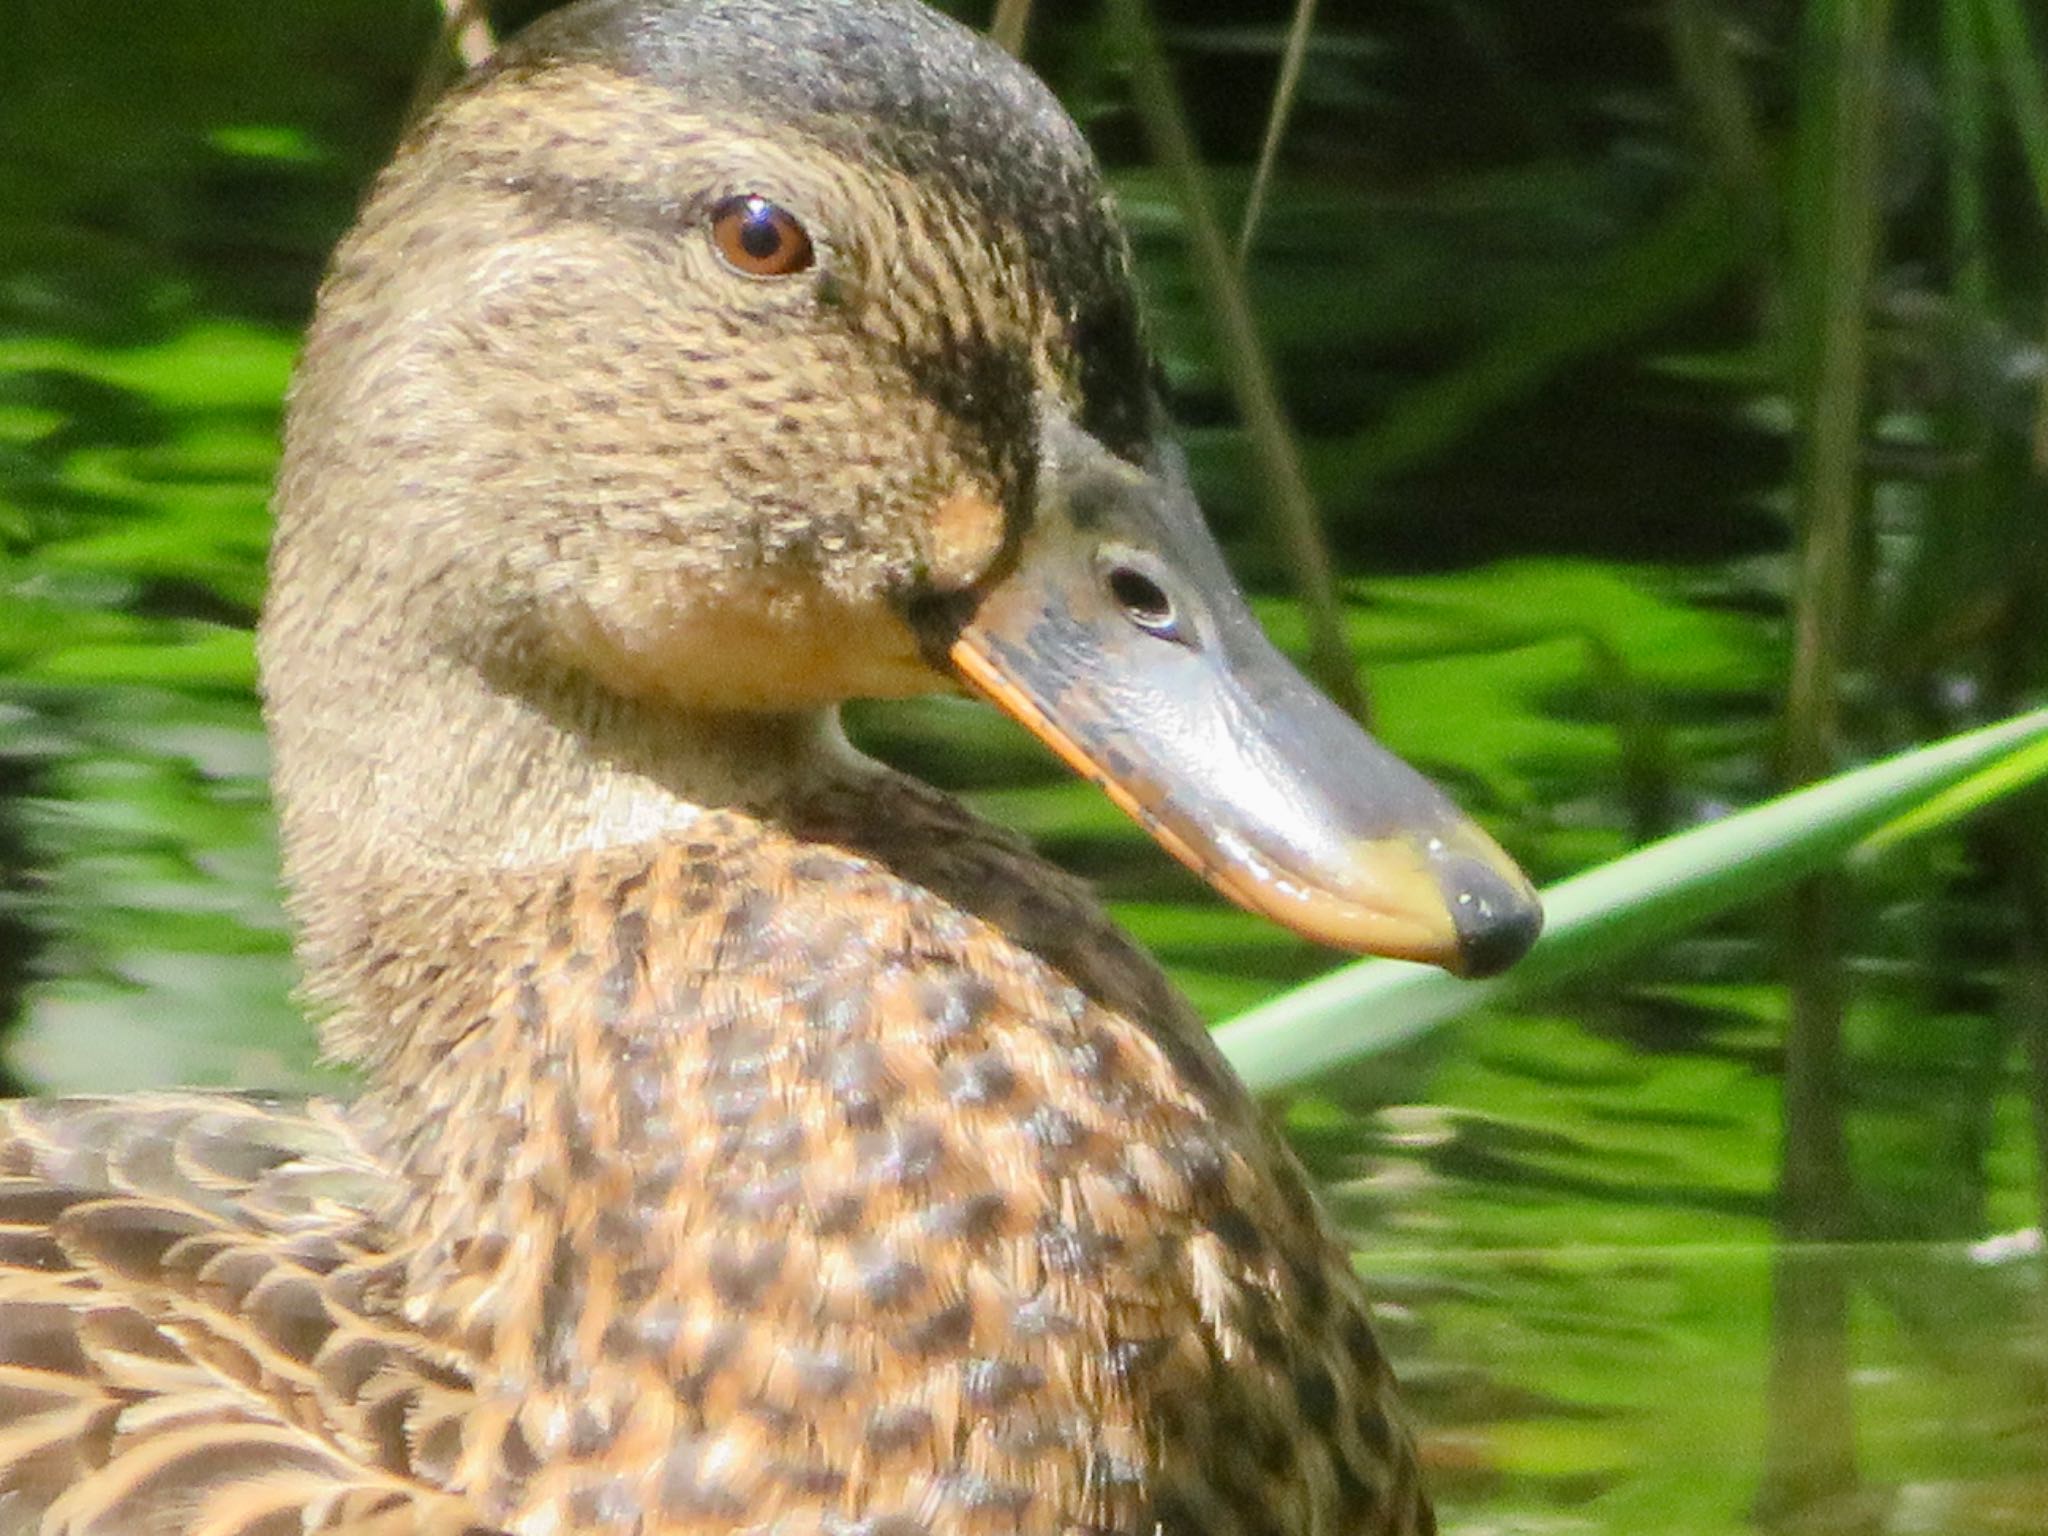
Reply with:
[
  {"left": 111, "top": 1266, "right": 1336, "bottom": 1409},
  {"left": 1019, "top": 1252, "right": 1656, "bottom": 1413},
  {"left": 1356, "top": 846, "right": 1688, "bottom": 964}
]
[{"left": 1107, "top": 565, "right": 1176, "bottom": 634}]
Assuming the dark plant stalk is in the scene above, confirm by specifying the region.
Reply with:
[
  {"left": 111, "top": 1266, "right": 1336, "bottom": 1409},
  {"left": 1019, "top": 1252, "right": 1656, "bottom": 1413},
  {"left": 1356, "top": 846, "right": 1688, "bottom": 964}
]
[
  {"left": 2007, "top": 295, "right": 2048, "bottom": 1235},
  {"left": 2009, "top": 836, "right": 2048, "bottom": 1236},
  {"left": 1758, "top": 0, "right": 1896, "bottom": 1524},
  {"left": 0, "top": 757, "right": 45, "bottom": 1099},
  {"left": 1781, "top": 9, "right": 1892, "bottom": 781},
  {"left": 2035, "top": 293, "right": 2048, "bottom": 474},
  {"left": 1759, "top": 879, "right": 1861, "bottom": 1529},
  {"left": 1944, "top": 0, "right": 1994, "bottom": 310},
  {"left": 1978, "top": 0, "right": 2048, "bottom": 203},
  {"left": 1664, "top": 0, "right": 1779, "bottom": 320},
  {"left": 1974, "top": 0, "right": 2048, "bottom": 1236},
  {"left": 1237, "top": 0, "right": 1320, "bottom": 262},
  {"left": 1105, "top": 0, "right": 1366, "bottom": 720},
  {"left": 1585, "top": 638, "right": 1676, "bottom": 847},
  {"left": 1938, "top": 0, "right": 2043, "bottom": 1241},
  {"left": 990, "top": 0, "right": 1034, "bottom": 57},
  {"left": 1768, "top": 0, "right": 1896, "bottom": 1519}
]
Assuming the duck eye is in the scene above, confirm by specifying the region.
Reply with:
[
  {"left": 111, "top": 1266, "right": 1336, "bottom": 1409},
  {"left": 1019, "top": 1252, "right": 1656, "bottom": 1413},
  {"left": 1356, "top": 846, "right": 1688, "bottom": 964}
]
[
  {"left": 709, "top": 195, "right": 814, "bottom": 278},
  {"left": 1106, "top": 562, "right": 1181, "bottom": 639}
]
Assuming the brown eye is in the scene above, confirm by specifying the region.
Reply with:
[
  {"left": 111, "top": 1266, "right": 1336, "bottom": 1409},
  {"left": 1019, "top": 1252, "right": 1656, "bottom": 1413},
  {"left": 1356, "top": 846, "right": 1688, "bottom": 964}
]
[{"left": 709, "top": 195, "right": 814, "bottom": 278}]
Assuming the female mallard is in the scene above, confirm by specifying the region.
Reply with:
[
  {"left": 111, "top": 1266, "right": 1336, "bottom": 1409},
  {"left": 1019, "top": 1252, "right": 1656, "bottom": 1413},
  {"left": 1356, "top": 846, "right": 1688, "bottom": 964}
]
[{"left": 0, "top": 3, "right": 1539, "bottom": 1534}]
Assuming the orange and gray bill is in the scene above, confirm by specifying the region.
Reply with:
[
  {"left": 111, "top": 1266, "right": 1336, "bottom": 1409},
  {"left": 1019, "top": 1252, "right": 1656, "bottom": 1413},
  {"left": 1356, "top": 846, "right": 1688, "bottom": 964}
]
[{"left": 942, "top": 415, "right": 1542, "bottom": 979}]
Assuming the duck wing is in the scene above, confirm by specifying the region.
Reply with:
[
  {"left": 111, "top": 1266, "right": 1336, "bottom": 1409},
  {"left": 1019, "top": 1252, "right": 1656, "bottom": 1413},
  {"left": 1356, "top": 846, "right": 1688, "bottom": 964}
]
[{"left": 0, "top": 1092, "right": 493, "bottom": 1536}]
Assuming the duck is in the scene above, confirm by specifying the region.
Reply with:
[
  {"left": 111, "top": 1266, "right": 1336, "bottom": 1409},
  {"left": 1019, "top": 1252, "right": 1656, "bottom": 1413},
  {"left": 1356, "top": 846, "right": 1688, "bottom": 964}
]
[{"left": 0, "top": 3, "right": 1542, "bottom": 1534}]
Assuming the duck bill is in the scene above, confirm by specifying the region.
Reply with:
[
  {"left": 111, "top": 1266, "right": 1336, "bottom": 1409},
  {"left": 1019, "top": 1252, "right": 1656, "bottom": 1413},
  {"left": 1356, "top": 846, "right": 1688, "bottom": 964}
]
[{"left": 942, "top": 419, "right": 1541, "bottom": 978}]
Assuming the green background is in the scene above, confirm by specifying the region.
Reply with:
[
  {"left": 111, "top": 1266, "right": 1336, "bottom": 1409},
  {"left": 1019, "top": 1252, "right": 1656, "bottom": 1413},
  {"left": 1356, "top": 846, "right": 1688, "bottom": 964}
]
[{"left": 2, "top": 1, "right": 2045, "bottom": 1530}]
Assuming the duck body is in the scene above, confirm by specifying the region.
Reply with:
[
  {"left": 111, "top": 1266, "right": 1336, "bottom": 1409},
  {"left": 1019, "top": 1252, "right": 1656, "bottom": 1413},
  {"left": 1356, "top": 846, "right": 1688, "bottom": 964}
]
[
  {"left": 0, "top": 3, "right": 1540, "bottom": 1533},
  {"left": 0, "top": 786, "right": 1423, "bottom": 1536}
]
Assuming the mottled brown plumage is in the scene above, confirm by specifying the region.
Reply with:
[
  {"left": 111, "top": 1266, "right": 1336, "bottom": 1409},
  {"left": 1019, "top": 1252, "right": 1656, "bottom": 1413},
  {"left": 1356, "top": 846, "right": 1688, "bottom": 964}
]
[{"left": 0, "top": 3, "right": 1544, "bottom": 1533}]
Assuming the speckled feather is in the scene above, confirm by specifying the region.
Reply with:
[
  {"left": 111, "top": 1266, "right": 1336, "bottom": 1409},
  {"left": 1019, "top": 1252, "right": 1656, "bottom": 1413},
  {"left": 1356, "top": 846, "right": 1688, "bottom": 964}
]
[
  {"left": 0, "top": 1, "right": 1441, "bottom": 1532},
  {"left": 0, "top": 776, "right": 1431, "bottom": 1536}
]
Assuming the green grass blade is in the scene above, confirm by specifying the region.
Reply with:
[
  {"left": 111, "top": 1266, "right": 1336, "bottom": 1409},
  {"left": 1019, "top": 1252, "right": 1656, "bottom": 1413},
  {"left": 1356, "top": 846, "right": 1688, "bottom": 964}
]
[
  {"left": 1217, "top": 707, "right": 2048, "bottom": 1094},
  {"left": 1857, "top": 734, "right": 2048, "bottom": 856}
]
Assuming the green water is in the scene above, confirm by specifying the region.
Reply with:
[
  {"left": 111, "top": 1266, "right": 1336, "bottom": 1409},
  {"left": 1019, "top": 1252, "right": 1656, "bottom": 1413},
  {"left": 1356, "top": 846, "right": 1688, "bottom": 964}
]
[{"left": 3, "top": 3, "right": 2046, "bottom": 1532}]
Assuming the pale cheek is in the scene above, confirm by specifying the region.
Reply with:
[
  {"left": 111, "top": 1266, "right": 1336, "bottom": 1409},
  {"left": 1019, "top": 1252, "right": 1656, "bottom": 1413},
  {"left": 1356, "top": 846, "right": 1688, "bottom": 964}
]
[
  {"left": 925, "top": 488, "right": 1009, "bottom": 592},
  {"left": 555, "top": 571, "right": 947, "bottom": 711}
]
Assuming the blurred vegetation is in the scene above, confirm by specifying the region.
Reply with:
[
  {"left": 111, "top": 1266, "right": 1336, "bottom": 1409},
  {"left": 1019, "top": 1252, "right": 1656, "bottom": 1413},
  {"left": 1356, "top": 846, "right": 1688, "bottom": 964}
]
[{"left": 4, "top": 0, "right": 2048, "bottom": 1531}]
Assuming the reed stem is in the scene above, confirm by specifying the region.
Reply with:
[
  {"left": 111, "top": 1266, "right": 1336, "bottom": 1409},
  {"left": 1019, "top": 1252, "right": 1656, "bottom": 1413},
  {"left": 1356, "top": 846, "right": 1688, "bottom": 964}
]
[
  {"left": 1106, "top": 0, "right": 1366, "bottom": 720},
  {"left": 1759, "top": 0, "right": 1896, "bottom": 1522},
  {"left": 990, "top": 0, "right": 1034, "bottom": 57},
  {"left": 1238, "top": 0, "right": 1320, "bottom": 263}
]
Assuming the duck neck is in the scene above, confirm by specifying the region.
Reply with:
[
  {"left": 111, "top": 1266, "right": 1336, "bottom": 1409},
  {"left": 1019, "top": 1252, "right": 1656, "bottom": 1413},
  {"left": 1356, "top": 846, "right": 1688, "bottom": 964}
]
[
  {"left": 333, "top": 818, "right": 814, "bottom": 1370},
  {"left": 281, "top": 660, "right": 1235, "bottom": 1385},
  {"left": 264, "top": 626, "right": 873, "bottom": 1050}
]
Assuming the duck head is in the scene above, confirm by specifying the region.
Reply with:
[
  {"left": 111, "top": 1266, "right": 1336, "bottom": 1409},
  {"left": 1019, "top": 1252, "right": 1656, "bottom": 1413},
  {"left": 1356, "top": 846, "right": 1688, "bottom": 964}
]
[{"left": 264, "top": 0, "right": 1540, "bottom": 978}]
